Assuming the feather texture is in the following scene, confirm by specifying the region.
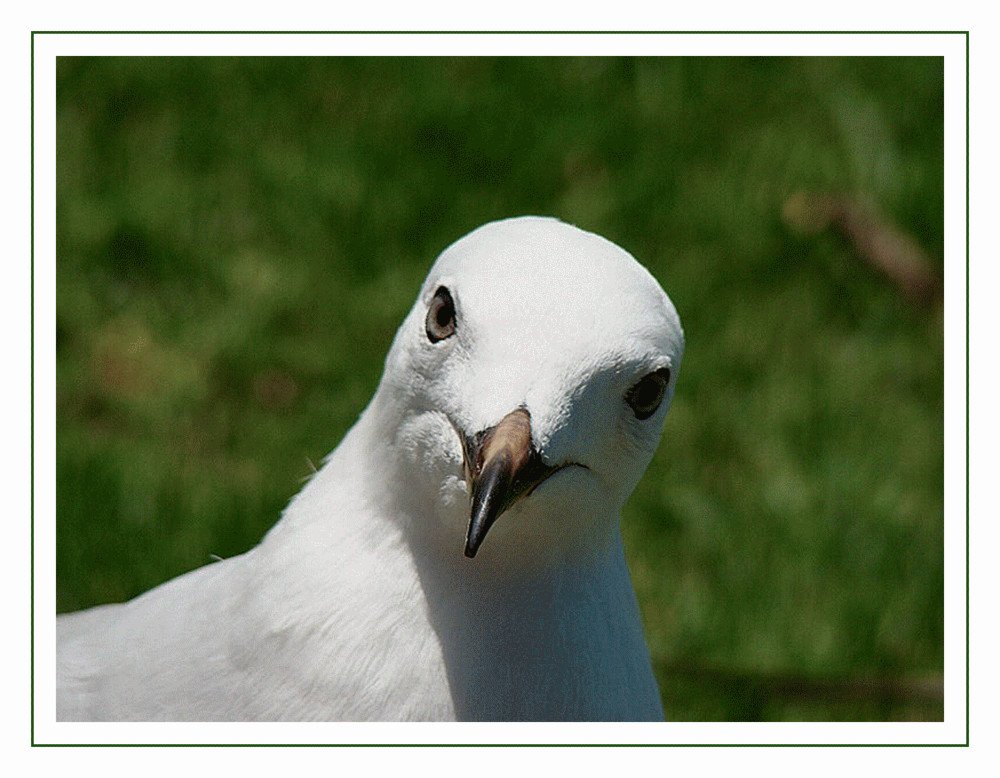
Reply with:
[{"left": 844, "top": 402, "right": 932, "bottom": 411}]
[{"left": 57, "top": 216, "right": 684, "bottom": 721}]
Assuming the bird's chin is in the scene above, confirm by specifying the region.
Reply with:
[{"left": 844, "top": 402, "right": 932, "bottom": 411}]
[
  {"left": 524, "top": 461, "right": 589, "bottom": 496},
  {"left": 417, "top": 414, "right": 607, "bottom": 558},
  {"left": 467, "top": 464, "right": 610, "bottom": 557},
  {"left": 516, "top": 463, "right": 600, "bottom": 518}
]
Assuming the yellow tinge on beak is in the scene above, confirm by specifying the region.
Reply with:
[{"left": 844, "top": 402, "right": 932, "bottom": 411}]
[{"left": 462, "top": 408, "right": 557, "bottom": 558}]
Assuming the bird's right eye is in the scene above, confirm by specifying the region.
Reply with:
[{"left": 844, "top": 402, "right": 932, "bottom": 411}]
[
  {"left": 625, "top": 368, "right": 670, "bottom": 420},
  {"left": 426, "top": 286, "right": 456, "bottom": 342}
]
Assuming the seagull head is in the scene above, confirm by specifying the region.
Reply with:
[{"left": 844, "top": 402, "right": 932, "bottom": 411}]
[{"left": 373, "top": 217, "right": 684, "bottom": 563}]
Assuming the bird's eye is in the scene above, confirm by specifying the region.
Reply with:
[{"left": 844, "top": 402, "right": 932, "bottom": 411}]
[
  {"left": 625, "top": 368, "right": 670, "bottom": 420},
  {"left": 426, "top": 286, "right": 456, "bottom": 342}
]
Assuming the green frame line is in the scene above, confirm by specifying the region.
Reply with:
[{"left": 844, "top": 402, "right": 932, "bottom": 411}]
[
  {"left": 30, "top": 29, "right": 970, "bottom": 748},
  {"left": 30, "top": 28, "right": 36, "bottom": 749}
]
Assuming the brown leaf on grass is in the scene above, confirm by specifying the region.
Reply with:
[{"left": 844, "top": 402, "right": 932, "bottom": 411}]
[{"left": 783, "top": 192, "right": 940, "bottom": 306}]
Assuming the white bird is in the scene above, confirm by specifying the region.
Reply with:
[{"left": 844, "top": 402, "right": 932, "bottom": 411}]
[{"left": 57, "top": 216, "right": 685, "bottom": 721}]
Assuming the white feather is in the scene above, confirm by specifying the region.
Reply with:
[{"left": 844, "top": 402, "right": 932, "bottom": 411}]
[{"left": 57, "top": 216, "right": 685, "bottom": 721}]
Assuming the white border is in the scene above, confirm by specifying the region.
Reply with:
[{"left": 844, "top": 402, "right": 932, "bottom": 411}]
[
  {"left": 31, "top": 32, "right": 968, "bottom": 747},
  {"left": 44, "top": 31, "right": 958, "bottom": 57}
]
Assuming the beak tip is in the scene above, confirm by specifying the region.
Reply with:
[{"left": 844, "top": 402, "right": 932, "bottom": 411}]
[
  {"left": 464, "top": 519, "right": 486, "bottom": 558},
  {"left": 461, "top": 408, "right": 538, "bottom": 561}
]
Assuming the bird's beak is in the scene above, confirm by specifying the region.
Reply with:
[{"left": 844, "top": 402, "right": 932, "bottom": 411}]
[{"left": 461, "top": 408, "right": 556, "bottom": 558}]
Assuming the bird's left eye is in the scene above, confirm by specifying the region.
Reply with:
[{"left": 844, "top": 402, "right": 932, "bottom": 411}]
[
  {"left": 426, "top": 286, "right": 457, "bottom": 342},
  {"left": 625, "top": 368, "right": 670, "bottom": 420}
]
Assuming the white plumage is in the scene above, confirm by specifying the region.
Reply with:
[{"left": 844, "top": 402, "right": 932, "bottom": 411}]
[{"left": 57, "top": 216, "right": 685, "bottom": 721}]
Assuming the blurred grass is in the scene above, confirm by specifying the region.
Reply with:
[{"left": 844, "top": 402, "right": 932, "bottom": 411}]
[{"left": 54, "top": 56, "right": 944, "bottom": 721}]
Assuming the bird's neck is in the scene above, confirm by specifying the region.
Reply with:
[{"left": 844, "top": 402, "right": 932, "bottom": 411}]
[
  {"left": 266, "top": 403, "right": 661, "bottom": 720},
  {"left": 408, "top": 531, "right": 657, "bottom": 720}
]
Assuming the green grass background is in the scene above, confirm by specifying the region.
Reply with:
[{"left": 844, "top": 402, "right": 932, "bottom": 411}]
[{"left": 55, "top": 56, "right": 944, "bottom": 721}]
